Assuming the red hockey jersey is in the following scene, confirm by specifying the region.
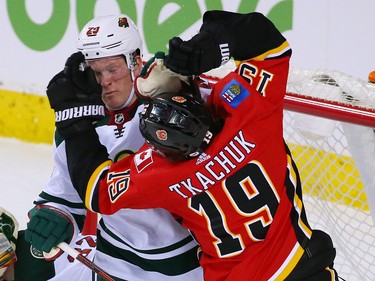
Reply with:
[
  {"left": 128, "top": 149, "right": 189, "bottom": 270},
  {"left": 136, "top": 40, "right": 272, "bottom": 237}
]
[{"left": 67, "top": 11, "right": 313, "bottom": 281}]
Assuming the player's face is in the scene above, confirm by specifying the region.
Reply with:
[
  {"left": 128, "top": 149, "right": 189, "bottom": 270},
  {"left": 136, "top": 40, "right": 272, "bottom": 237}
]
[{"left": 88, "top": 56, "right": 135, "bottom": 110}]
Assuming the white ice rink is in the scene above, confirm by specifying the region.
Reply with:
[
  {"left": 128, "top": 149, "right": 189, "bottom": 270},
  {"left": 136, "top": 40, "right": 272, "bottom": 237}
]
[{"left": 0, "top": 137, "right": 53, "bottom": 230}]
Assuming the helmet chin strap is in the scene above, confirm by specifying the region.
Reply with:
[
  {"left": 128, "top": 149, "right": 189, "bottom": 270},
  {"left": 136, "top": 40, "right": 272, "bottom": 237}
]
[
  {"left": 122, "top": 87, "right": 136, "bottom": 108},
  {"left": 130, "top": 68, "right": 136, "bottom": 82},
  {"left": 124, "top": 50, "right": 139, "bottom": 81},
  {"left": 123, "top": 60, "right": 137, "bottom": 108}
]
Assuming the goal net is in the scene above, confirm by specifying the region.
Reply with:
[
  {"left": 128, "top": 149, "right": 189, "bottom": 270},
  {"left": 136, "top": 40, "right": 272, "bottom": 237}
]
[
  {"left": 285, "top": 68, "right": 375, "bottom": 281},
  {"left": 203, "top": 64, "right": 375, "bottom": 281}
]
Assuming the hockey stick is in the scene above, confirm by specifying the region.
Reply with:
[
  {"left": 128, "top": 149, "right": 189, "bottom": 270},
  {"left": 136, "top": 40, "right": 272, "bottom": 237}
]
[{"left": 57, "top": 242, "right": 114, "bottom": 281}]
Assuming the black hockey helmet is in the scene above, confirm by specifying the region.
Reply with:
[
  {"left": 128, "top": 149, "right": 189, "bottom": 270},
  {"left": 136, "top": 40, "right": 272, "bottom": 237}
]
[{"left": 139, "top": 93, "right": 219, "bottom": 160}]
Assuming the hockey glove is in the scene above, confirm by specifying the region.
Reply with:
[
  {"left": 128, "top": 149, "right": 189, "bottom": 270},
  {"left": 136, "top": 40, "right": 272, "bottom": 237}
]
[
  {"left": 164, "top": 31, "right": 229, "bottom": 75},
  {"left": 0, "top": 208, "right": 19, "bottom": 277},
  {"left": 134, "top": 51, "right": 189, "bottom": 103},
  {"left": 24, "top": 206, "right": 73, "bottom": 260},
  {"left": 46, "top": 52, "right": 104, "bottom": 139}
]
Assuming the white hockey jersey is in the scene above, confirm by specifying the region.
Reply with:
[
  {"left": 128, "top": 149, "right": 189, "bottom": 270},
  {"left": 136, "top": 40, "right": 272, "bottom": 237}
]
[{"left": 35, "top": 99, "right": 203, "bottom": 280}]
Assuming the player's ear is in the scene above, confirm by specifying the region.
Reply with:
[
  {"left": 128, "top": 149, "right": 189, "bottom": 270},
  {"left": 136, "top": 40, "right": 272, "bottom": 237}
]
[
  {"left": 135, "top": 56, "right": 143, "bottom": 69},
  {"left": 133, "top": 56, "right": 143, "bottom": 75}
]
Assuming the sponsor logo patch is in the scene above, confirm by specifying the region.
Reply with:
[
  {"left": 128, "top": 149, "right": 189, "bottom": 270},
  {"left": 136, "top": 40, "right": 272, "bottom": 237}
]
[
  {"left": 55, "top": 105, "right": 105, "bottom": 122},
  {"left": 220, "top": 79, "right": 249, "bottom": 108},
  {"left": 196, "top": 152, "right": 211, "bottom": 165}
]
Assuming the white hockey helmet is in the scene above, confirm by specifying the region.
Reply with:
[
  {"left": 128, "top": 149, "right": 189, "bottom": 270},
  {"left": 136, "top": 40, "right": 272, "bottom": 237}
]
[{"left": 76, "top": 14, "right": 142, "bottom": 71}]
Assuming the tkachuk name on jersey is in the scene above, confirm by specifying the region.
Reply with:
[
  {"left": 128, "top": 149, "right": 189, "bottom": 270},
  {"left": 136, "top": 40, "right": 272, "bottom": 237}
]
[
  {"left": 169, "top": 130, "right": 256, "bottom": 198},
  {"left": 55, "top": 105, "right": 105, "bottom": 122}
]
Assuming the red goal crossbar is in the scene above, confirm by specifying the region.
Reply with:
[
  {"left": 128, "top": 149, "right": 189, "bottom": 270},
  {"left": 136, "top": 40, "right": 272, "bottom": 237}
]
[{"left": 284, "top": 92, "right": 375, "bottom": 128}]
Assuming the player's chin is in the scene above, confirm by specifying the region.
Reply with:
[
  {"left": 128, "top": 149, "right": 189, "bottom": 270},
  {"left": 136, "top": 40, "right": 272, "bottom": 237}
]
[{"left": 102, "top": 94, "right": 122, "bottom": 109}]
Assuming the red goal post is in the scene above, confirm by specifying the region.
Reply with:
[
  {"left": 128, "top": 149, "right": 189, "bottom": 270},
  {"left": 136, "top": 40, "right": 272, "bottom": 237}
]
[{"left": 202, "top": 65, "right": 375, "bottom": 281}]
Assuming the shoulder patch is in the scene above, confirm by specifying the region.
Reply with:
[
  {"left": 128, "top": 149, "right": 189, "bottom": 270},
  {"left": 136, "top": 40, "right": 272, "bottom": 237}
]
[
  {"left": 220, "top": 78, "right": 250, "bottom": 108},
  {"left": 134, "top": 149, "right": 153, "bottom": 172}
]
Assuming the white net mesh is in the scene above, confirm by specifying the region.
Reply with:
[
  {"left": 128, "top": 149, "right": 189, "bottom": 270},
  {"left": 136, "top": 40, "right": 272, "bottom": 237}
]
[
  {"left": 285, "top": 68, "right": 375, "bottom": 281},
  {"left": 288, "top": 68, "right": 375, "bottom": 109}
]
